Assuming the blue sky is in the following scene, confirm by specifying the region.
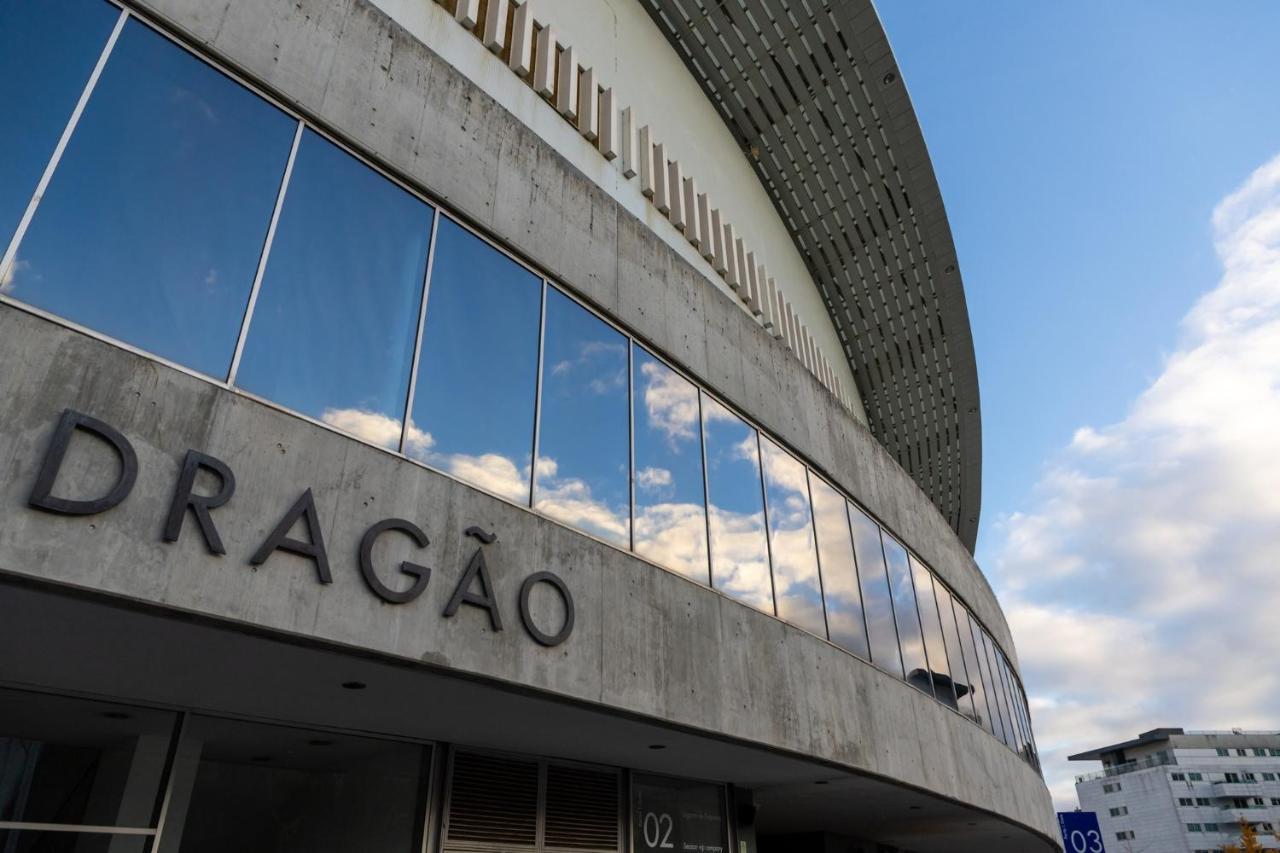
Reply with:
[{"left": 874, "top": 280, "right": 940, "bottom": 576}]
[{"left": 878, "top": 0, "right": 1280, "bottom": 808}]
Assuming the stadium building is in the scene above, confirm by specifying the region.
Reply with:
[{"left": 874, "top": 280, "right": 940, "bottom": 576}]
[{"left": 0, "top": 0, "right": 1057, "bottom": 850}]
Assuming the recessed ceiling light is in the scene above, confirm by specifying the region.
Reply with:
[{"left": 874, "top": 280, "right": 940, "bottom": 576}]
[
  {"left": 341, "top": 681, "right": 367, "bottom": 690},
  {"left": 882, "top": 71, "right": 897, "bottom": 85}
]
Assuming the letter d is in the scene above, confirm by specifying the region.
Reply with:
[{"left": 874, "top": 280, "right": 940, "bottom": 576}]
[{"left": 29, "top": 409, "right": 138, "bottom": 515}]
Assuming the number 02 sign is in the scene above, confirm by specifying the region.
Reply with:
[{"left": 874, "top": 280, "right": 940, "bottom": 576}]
[{"left": 1058, "top": 811, "right": 1107, "bottom": 853}]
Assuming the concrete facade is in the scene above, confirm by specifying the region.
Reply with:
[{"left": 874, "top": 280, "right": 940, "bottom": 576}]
[
  {"left": 121, "top": 0, "right": 1007, "bottom": 660},
  {"left": 0, "top": 0, "right": 1054, "bottom": 850},
  {"left": 0, "top": 304, "right": 1052, "bottom": 849}
]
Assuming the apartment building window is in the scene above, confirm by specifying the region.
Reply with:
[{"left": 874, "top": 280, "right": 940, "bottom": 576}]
[
  {"left": 1196, "top": 798, "right": 1212, "bottom": 806},
  {"left": 1269, "top": 749, "right": 1280, "bottom": 757},
  {"left": 1179, "top": 798, "right": 1194, "bottom": 807},
  {"left": 1116, "top": 830, "right": 1135, "bottom": 840},
  {"left": 1189, "top": 772, "right": 1204, "bottom": 780},
  {"left": 1226, "top": 773, "right": 1242, "bottom": 783},
  {"left": 1254, "top": 748, "right": 1268, "bottom": 757},
  {"left": 1187, "top": 824, "right": 1203, "bottom": 832},
  {"left": 1238, "top": 749, "right": 1249, "bottom": 757},
  {"left": 1245, "top": 772, "right": 1258, "bottom": 781},
  {"left": 1263, "top": 773, "right": 1276, "bottom": 781},
  {"left": 1109, "top": 806, "right": 1129, "bottom": 817},
  {"left": 1270, "top": 798, "right": 1280, "bottom": 806},
  {"left": 1218, "top": 748, "right": 1231, "bottom": 756},
  {"left": 1103, "top": 782, "right": 1122, "bottom": 793},
  {"left": 1172, "top": 772, "right": 1187, "bottom": 781}
]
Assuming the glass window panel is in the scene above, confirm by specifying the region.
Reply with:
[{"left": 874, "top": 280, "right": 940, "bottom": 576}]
[
  {"left": 760, "top": 438, "right": 825, "bottom": 637},
  {"left": 234, "top": 130, "right": 433, "bottom": 444},
  {"left": 1017, "top": 683, "right": 1039, "bottom": 763},
  {"left": 407, "top": 219, "right": 542, "bottom": 503},
  {"left": 980, "top": 628, "right": 1015, "bottom": 748},
  {"left": 0, "top": 0, "right": 119, "bottom": 251},
  {"left": 632, "top": 346, "right": 709, "bottom": 582},
  {"left": 997, "top": 652, "right": 1027, "bottom": 756},
  {"left": 967, "top": 612, "right": 1004, "bottom": 742},
  {"left": 534, "top": 287, "right": 630, "bottom": 547},
  {"left": 938, "top": 586, "right": 980, "bottom": 724},
  {"left": 809, "top": 476, "right": 870, "bottom": 660},
  {"left": 632, "top": 774, "right": 727, "bottom": 853},
  {"left": 910, "top": 557, "right": 953, "bottom": 707},
  {"left": 883, "top": 534, "right": 930, "bottom": 694},
  {"left": 702, "top": 394, "right": 773, "bottom": 614},
  {"left": 848, "top": 504, "right": 902, "bottom": 677},
  {"left": 163, "top": 715, "right": 425, "bottom": 853},
  {"left": 0, "top": 686, "right": 176, "bottom": 828},
  {"left": 11, "top": 19, "right": 296, "bottom": 377}
]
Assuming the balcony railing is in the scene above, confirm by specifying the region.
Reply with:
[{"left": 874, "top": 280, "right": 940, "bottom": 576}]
[{"left": 1076, "top": 752, "right": 1175, "bottom": 783}]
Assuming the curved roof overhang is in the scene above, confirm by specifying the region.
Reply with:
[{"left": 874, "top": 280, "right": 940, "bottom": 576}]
[{"left": 641, "top": 0, "right": 983, "bottom": 551}]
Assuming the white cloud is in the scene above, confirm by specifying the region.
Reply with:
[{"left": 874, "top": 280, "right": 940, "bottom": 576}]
[
  {"left": 1, "top": 257, "right": 29, "bottom": 294},
  {"left": 640, "top": 360, "right": 700, "bottom": 445},
  {"left": 990, "top": 153, "right": 1280, "bottom": 810},
  {"left": 322, "top": 407, "right": 432, "bottom": 454},
  {"left": 636, "top": 466, "right": 673, "bottom": 491}
]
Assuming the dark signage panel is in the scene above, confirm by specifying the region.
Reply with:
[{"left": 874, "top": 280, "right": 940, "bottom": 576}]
[{"left": 632, "top": 774, "right": 728, "bottom": 853}]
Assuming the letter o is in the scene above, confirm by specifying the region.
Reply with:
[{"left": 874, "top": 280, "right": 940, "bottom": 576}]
[{"left": 518, "top": 571, "right": 574, "bottom": 647}]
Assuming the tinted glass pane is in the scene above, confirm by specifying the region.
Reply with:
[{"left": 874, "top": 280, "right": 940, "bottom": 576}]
[
  {"left": 632, "top": 346, "right": 709, "bottom": 582},
  {"left": 997, "top": 652, "right": 1026, "bottom": 755},
  {"left": 0, "top": 0, "right": 118, "bottom": 251},
  {"left": 408, "top": 219, "right": 541, "bottom": 502},
  {"left": 632, "top": 774, "right": 726, "bottom": 853},
  {"left": 235, "top": 130, "right": 433, "bottom": 444},
  {"left": 883, "top": 534, "right": 930, "bottom": 695},
  {"left": 967, "top": 612, "right": 1003, "bottom": 740},
  {"left": 0, "top": 687, "right": 175, "bottom": 827},
  {"left": 938, "top": 586, "right": 979, "bottom": 723},
  {"left": 12, "top": 19, "right": 295, "bottom": 376},
  {"left": 957, "top": 604, "right": 993, "bottom": 732},
  {"left": 809, "top": 476, "right": 869, "bottom": 659},
  {"left": 849, "top": 505, "right": 902, "bottom": 677},
  {"left": 760, "top": 438, "right": 824, "bottom": 637},
  {"left": 534, "top": 288, "right": 630, "bottom": 547},
  {"left": 980, "top": 628, "right": 1015, "bottom": 748},
  {"left": 702, "top": 394, "right": 772, "bottom": 614},
  {"left": 910, "top": 557, "right": 953, "bottom": 706},
  {"left": 165, "top": 715, "right": 424, "bottom": 853}
]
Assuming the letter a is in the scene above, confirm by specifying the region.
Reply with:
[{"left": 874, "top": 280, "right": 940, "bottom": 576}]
[
  {"left": 249, "top": 488, "right": 332, "bottom": 584},
  {"left": 443, "top": 547, "right": 503, "bottom": 631}
]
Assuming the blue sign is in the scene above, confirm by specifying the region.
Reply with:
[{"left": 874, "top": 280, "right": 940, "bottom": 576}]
[{"left": 1058, "top": 812, "right": 1106, "bottom": 853}]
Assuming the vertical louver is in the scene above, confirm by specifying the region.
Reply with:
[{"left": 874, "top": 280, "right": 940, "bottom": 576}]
[{"left": 544, "top": 764, "right": 620, "bottom": 851}]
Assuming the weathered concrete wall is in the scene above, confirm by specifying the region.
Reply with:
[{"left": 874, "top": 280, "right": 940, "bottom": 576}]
[
  {"left": 0, "top": 306, "right": 1054, "bottom": 841},
  {"left": 124, "top": 0, "right": 1009, "bottom": 665}
]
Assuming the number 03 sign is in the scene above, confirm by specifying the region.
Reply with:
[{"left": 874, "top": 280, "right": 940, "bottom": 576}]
[{"left": 1058, "top": 811, "right": 1107, "bottom": 853}]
